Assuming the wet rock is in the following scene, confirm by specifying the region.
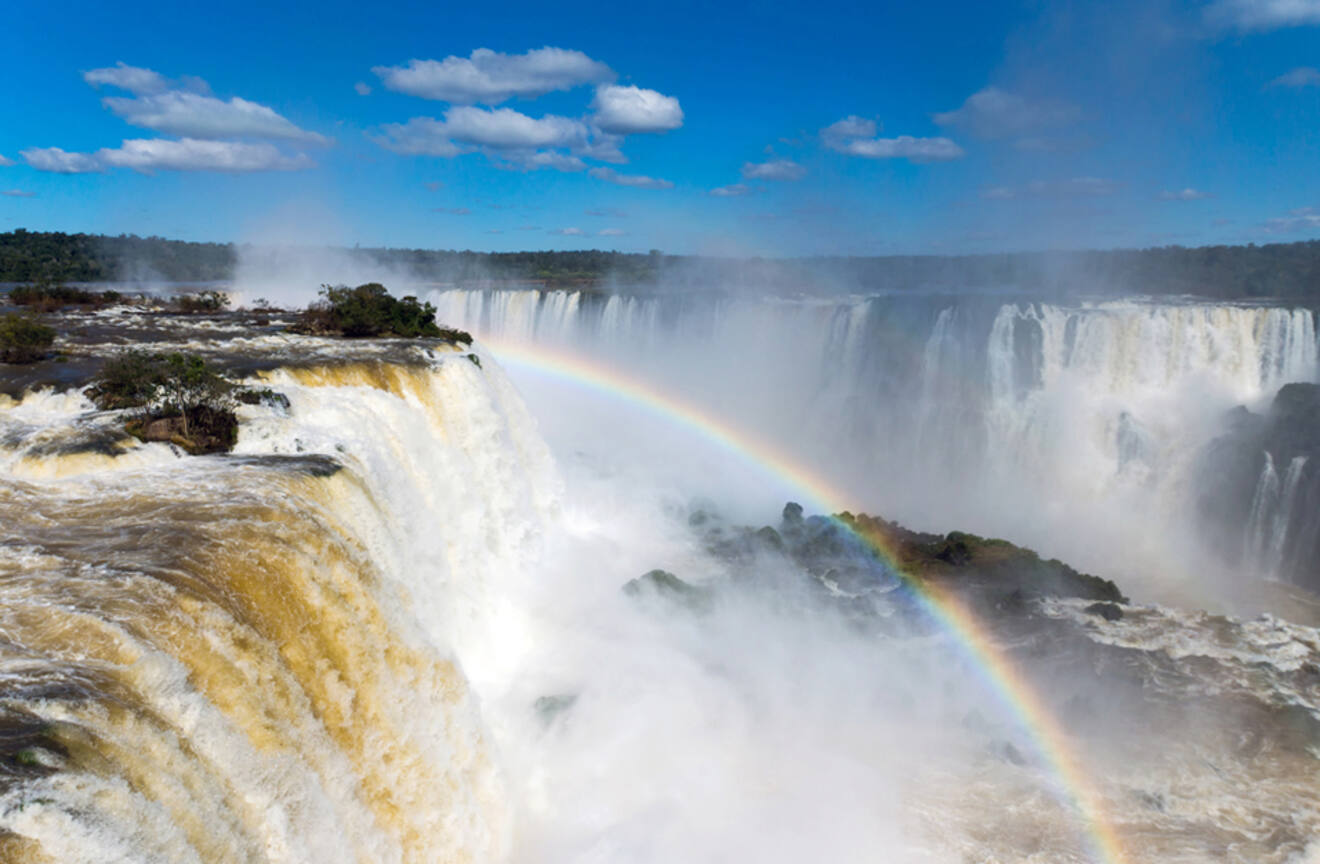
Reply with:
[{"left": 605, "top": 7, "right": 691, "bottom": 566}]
[
  {"left": 623, "top": 569, "right": 714, "bottom": 613},
  {"left": 1084, "top": 602, "right": 1124, "bottom": 622},
  {"left": 533, "top": 693, "right": 577, "bottom": 726}
]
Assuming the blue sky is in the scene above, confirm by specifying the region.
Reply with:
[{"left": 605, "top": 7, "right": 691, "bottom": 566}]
[{"left": 2, "top": 0, "right": 1320, "bottom": 255}]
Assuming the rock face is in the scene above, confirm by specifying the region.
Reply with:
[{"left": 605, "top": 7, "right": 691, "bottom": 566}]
[
  {"left": 656, "top": 502, "right": 1126, "bottom": 627},
  {"left": 1197, "top": 382, "right": 1320, "bottom": 589}
]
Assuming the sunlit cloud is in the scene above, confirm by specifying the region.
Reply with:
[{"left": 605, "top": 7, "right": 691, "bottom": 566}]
[
  {"left": 24, "top": 139, "right": 313, "bottom": 173},
  {"left": 354, "top": 82, "right": 373, "bottom": 96},
  {"left": 373, "top": 47, "right": 614, "bottom": 104},
  {"left": 1, "top": 189, "right": 35, "bottom": 198},
  {"left": 550, "top": 226, "right": 585, "bottom": 235},
  {"left": 376, "top": 106, "right": 599, "bottom": 171},
  {"left": 21, "top": 147, "right": 105, "bottom": 173},
  {"left": 598, "top": 227, "right": 626, "bottom": 236},
  {"left": 0, "top": 154, "right": 13, "bottom": 166},
  {"left": 590, "top": 85, "right": 683, "bottom": 134},
  {"left": 822, "top": 117, "right": 963, "bottom": 163},
  {"left": 710, "top": 183, "right": 751, "bottom": 197}
]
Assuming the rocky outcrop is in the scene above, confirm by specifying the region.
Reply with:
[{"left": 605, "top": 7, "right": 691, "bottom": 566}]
[{"left": 1197, "top": 382, "right": 1320, "bottom": 589}]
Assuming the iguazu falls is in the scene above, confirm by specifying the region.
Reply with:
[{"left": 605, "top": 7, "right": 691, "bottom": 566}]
[{"left": 3, "top": 4, "right": 1320, "bottom": 862}]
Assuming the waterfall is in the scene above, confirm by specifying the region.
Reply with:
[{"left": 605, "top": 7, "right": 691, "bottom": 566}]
[
  {"left": 423, "top": 288, "right": 1320, "bottom": 588},
  {"left": 0, "top": 350, "right": 559, "bottom": 863}
]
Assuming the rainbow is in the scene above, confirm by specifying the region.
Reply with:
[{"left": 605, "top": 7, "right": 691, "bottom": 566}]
[{"left": 479, "top": 335, "right": 1130, "bottom": 864}]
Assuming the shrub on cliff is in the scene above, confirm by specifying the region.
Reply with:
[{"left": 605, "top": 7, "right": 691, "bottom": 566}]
[
  {"left": 0, "top": 314, "right": 56, "bottom": 363},
  {"left": 90, "top": 351, "right": 266, "bottom": 454},
  {"left": 172, "top": 290, "right": 230, "bottom": 314},
  {"left": 8, "top": 284, "right": 124, "bottom": 310},
  {"left": 291, "top": 283, "right": 472, "bottom": 343}
]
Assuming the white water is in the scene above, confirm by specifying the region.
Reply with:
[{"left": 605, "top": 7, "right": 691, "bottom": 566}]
[
  {"left": 0, "top": 327, "right": 1317, "bottom": 863},
  {"left": 429, "top": 289, "right": 1320, "bottom": 597}
]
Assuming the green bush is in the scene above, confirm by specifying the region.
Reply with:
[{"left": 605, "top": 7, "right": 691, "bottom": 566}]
[
  {"left": 0, "top": 314, "right": 56, "bottom": 363},
  {"left": 172, "top": 290, "right": 230, "bottom": 314},
  {"left": 292, "top": 282, "right": 472, "bottom": 343}
]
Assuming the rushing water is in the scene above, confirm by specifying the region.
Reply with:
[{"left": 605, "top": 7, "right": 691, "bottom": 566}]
[
  {"left": 428, "top": 288, "right": 1320, "bottom": 597},
  {"left": 0, "top": 306, "right": 1317, "bottom": 863}
]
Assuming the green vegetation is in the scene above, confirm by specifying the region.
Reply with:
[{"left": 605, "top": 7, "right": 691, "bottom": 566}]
[
  {"left": 90, "top": 351, "right": 276, "bottom": 454},
  {"left": 172, "top": 290, "right": 230, "bottom": 314},
  {"left": 0, "top": 314, "right": 55, "bottom": 363},
  {"left": 8, "top": 283, "right": 124, "bottom": 310},
  {"left": 292, "top": 283, "right": 473, "bottom": 342},
  {"left": 7, "top": 228, "right": 1320, "bottom": 298}
]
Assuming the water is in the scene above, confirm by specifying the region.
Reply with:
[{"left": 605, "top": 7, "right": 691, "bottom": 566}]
[
  {"left": 0, "top": 304, "right": 1317, "bottom": 862},
  {"left": 428, "top": 288, "right": 1320, "bottom": 598}
]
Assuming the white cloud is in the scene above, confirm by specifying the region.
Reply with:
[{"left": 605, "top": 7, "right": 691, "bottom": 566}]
[
  {"left": 1263, "top": 206, "right": 1320, "bottom": 232},
  {"left": 83, "top": 62, "right": 170, "bottom": 95},
  {"left": 710, "top": 183, "right": 751, "bottom": 197},
  {"left": 590, "top": 85, "right": 683, "bottom": 134},
  {"left": 822, "top": 118, "right": 963, "bottom": 163},
  {"left": 932, "top": 87, "right": 1078, "bottom": 139},
  {"left": 98, "top": 139, "right": 312, "bottom": 172},
  {"left": 1268, "top": 66, "right": 1320, "bottom": 87},
  {"left": 376, "top": 107, "right": 594, "bottom": 172},
  {"left": 598, "top": 228, "right": 626, "bottom": 236},
  {"left": 550, "top": 227, "right": 585, "bottom": 235},
  {"left": 24, "top": 140, "right": 312, "bottom": 173},
  {"left": 102, "top": 91, "right": 328, "bottom": 144},
  {"left": 355, "top": 82, "right": 372, "bottom": 96},
  {"left": 1, "top": 189, "right": 35, "bottom": 198},
  {"left": 837, "top": 135, "right": 964, "bottom": 162},
  {"left": 588, "top": 166, "right": 674, "bottom": 189},
  {"left": 373, "top": 47, "right": 614, "bottom": 104},
  {"left": 0, "top": 154, "right": 13, "bottom": 166},
  {"left": 741, "top": 158, "right": 806, "bottom": 180},
  {"left": 21, "top": 147, "right": 104, "bottom": 173},
  {"left": 1159, "top": 187, "right": 1212, "bottom": 200},
  {"left": 1206, "top": 0, "right": 1320, "bottom": 31}
]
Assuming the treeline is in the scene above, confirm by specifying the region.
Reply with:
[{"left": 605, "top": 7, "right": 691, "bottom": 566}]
[{"left": 3, "top": 229, "right": 1320, "bottom": 299}]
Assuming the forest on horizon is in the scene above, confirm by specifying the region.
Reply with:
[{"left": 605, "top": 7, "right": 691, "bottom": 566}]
[{"left": 2, "top": 228, "right": 1320, "bottom": 299}]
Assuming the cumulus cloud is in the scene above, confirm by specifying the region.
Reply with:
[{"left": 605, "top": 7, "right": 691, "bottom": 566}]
[
  {"left": 550, "top": 227, "right": 585, "bottom": 235},
  {"left": 21, "top": 147, "right": 104, "bottom": 173},
  {"left": 1, "top": 189, "right": 35, "bottom": 198},
  {"left": 376, "top": 106, "right": 598, "bottom": 171},
  {"left": 932, "top": 87, "right": 1078, "bottom": 140},
  {"left": 588, "top": 166, "right": 674, "bottom": 189},
  {"left": 24, "top": 140, "right": 312, "bottom": 173},
  {"left": 1268, "top": 66, "right": 1320, "bottom": 87},
  {"left": 0, "top": 154, "right": 14, "bottom": 166},
  {"left": 741, "top": 158, "right": 806, "bottom": 180},
  {"left": 710, "top": 183, "right": 751, "bottom": 197},
  {"left": 598, "top": 227, "right": 626, "bottom": 236},
  {"left": 590, "top": 84, "right": 683, "bottom": 134},
  {"left": 821, "top": 118, "right": 963, "bottom": 162},
  {"left": 374, "top": 47, "right": 613, "bottom": 104},
  {"left": 1159, "top": 187, "right": 1212, "bottom": 200},
  {"left": 1263, "top": 206, "right": 1320, "bottom": 233},
  {"left": 1206, "top": 0, "right": 1320, "bottom": 31},
  {"left": 83, "top": 62, "right": 170, "bottom": 95},
  {"left": 99, "top": 139, "right": 312, "bottom": 172},
  {"left": 102, "top": 90, "right": 328, "bottom": 144},
  {"left": 354, "top": 82, "right": 372, "bottom": 96}
]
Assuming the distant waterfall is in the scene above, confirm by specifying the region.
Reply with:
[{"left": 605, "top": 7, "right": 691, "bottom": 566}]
[{"left": 427, "top": 287, "right": 1320, "bottom": 588}]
